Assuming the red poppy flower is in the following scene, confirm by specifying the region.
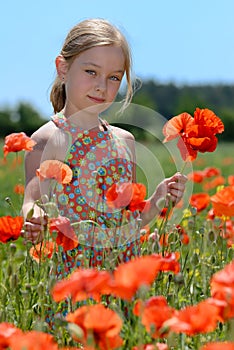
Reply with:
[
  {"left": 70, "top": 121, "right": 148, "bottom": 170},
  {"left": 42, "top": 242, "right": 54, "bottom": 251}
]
[
  {"left": 36, "top": 160, "right": 73, "bottom": 184},
  {"left": 106, "top": 182, "right": 147, "bottom": 212},
  {"left": 162, "top": 112, "right": 194, "bottom": 142},
  {"left": 188, "top": 167, "right": 221, "bottom": 183},
  {"left": 193, "top": 108, "right": 224, "bottom": 134},
  {"left": 203, "top": 176, "right": 225, "bottom": 191},
  {"left": 228, "top": 176, "right": 234, "bottom": 186},
  {"left": 0, "top": 216, "right": 24, "bottom": 243},
  {"left": 210, "top": 186, "right": 234, "bottom": 217},
  {"left": 203, "top": 167, "right": 221, "bottom": 178},
  {"left": 159, "top": 229, "right": 189, "bottom": 247},
  {"left": 133, "top": 296, "right": 175, "bottom": 338},
  {"left": 109, "top": 253, "right": 180, "bottom": 300},
  {"left": 8, "top": 330, "right": 58, "bottom": 350},
  {"left": 165, "top": 299, "right": 221, "bottom": 335},
  {"left": 3, "top": 132, "right": 36, "bottom": 159},
  {"left": 177, "top": 136, "right": 198, "bottom": 161},
  {"left": 152, "top": 252, "right": 180, "bottom": 274},
  {"left": 66, "top": 304, "right": 123, "bottom": 350},
  {"left": 0, "top": 322, "right": 22, "bottom": 349},
  {"left": 140, "top": 225, "right": 151, "bottom": 243},
  {"left": 200, "top": 342, "right": 234, "bottom": 350},
  {"left": 210, "top": 260, "right": 234, "bottom": 319},
  {"left": 188, "top": 170, "right": 205, "bottom": 183},
  {"left": 190, "top": 193, "right": 210, "bottom": 212},
  {"left": 51, "top": 268, "right": 112, "bottom": 303},
  {"left": 108, "top": 255, "right": 162, "bottom": 300},
  {"left": 163, "top": 108, "right": 224, "bottom": 162},
  {"left": 13, "top": 184, "right": 25, "bottom": 195},
  {"left": 49, "top": 216, "right": 78, "bottom": 251},
  {"left": 183, "top": 124, "right": 218, "bottom": 160},
  {"left": 30, "top": 241, "right": 58, "bottom": 263}
]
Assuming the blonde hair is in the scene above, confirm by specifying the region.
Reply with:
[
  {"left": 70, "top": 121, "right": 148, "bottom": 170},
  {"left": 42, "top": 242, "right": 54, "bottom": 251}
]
[{"left": 50, "top": 18, "right": 133, "bottom": 113}]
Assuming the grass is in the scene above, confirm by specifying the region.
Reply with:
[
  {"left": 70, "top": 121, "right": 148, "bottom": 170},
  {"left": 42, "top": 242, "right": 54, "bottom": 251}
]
[{"left": 0, "top": 140, "right": 234, "bottom": 349}]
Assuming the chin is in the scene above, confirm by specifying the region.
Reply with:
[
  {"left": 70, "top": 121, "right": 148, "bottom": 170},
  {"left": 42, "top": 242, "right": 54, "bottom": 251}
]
[{"left": 84, "top": 102, "right": 112, "bottom": 115}]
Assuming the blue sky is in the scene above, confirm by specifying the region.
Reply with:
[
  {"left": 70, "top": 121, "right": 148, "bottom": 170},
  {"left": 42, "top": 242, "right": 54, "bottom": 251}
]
[{"left": 1, "top": 0, "right": 234, "bottom": 117}]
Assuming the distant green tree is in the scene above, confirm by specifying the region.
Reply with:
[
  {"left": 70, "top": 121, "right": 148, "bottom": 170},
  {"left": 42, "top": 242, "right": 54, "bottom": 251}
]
[
  {"left": 17, "top": 103, "right": 45, "bottom": 136},
  {"left": 1, "top": 102, "right": 46, "bottom": 138},
  {"left": 0, "top": 109, "right": 16, "bottom": 136},
  {"left": 1, "top": 82, "right": 234, "bottom": 141}
]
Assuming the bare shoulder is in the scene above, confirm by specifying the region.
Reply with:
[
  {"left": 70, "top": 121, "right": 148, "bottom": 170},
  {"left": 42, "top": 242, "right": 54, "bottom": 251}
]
[
  {"left": 31, "top": 121, "right": 57, "bottom": 148},
  {"left": 110, "top": 125, "right": 136, "bottom": 163},
  {"left": 110, "top": 125, "right": 135, "bottom": 141}
]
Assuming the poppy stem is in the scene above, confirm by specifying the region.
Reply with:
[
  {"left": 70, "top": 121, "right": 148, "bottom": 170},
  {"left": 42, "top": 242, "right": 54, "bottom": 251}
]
[
  {"left": 180, "top": 161, "right": 187, "bottom": 174},
  {"left": 158, "top": 197, "right": 173, "bottom": 256}
]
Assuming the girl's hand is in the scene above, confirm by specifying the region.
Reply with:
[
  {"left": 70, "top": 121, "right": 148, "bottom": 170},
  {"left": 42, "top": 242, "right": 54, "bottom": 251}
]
[
  {"left": 21, "top": 215, "right": 48, "bottom": 244},
  {"left": 154, "top": 172, "right": 188, "bottom": 209}
]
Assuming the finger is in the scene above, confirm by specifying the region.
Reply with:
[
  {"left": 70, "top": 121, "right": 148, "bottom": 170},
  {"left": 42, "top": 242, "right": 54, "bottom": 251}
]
[
  {"left": 24, "top": 222, "right": 46, "bottom": 232},
  {"left": 21, "top": 229, "right": 29, "bottom": 239},
  {"left": 168, "top": 181, "right": 186, "bottom": 191},
  {"left": 169, "top": 189, "right": 183, "bottom": 198},
  {"left": 174, "top": 173, "right": 188, "bottom": 183},
  {"left": 27, "top": 217, "right": 48, "bottom": 225}
]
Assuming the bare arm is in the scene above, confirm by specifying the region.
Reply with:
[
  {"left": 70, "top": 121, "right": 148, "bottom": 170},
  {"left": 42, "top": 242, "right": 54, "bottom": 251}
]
[
  {"left": 21, "top": 121, "right": 57, "bottom": 243},
  {"left": 140, "top": 172, "right": 188, "bottom": 227}
]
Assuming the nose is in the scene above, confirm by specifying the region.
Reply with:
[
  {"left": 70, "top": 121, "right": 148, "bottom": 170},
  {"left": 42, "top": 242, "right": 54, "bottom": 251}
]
[{"left": 95, "top": 77, "right": 107, "bottom": 92}]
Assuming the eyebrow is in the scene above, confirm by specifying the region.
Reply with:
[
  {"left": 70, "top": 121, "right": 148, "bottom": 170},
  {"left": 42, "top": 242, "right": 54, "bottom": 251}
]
[{"left": 81, "top": 62, "right": 124, "bottom": 73}]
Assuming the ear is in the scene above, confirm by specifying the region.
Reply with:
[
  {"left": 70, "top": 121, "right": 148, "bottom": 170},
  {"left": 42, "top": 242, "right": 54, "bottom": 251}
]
[{"left": 55, "top": 55, "right": 68, "bottom": 81}]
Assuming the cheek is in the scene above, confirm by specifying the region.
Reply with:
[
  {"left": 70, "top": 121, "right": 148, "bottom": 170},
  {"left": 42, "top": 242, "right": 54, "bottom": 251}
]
[
  {"left": 107, "top": 83, "right": 121, "bottom": 100},
  {"left": 66, "top": 75, "right": 87, "bottom": 95}
]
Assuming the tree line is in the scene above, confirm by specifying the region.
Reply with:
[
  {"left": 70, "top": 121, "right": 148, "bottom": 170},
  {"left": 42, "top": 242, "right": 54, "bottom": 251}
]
[{"left": 1, "top": 80, "right": 234, "bottom": 141}]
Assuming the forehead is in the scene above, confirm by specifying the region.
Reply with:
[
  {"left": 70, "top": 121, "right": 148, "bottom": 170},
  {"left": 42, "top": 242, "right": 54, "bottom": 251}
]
[{"left": 76, "top": 45, "right": 125, "bottom": 70}]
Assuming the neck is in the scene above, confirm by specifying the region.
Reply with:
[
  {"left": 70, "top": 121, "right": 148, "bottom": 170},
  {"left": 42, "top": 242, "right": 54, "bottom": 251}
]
[{"left": 62, "top": 107, "right": 100, "bottom": 130}]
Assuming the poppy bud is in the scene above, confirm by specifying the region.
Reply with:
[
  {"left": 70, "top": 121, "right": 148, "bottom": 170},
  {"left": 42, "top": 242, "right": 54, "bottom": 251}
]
[
  {"left": 174, "top": 272, "right": 184, "bottom": 285},
  {"left": 26, "top": 207, "right": 34, "bottom": 220},
  {"left": 43, "top": 202, "right": 59, "bottom": 218},
  {"left": 208, "top": 231, "right": 215, "bottom": 242},
  {"left": 10, "top": 273, "right": 18, "bottom": 289},
  {"left": 191, "top": 253, "right": 199, "bottom": 265},
  {"left": 10, "top": 243, "right": 17, "bottom": 255},
  {"left": 190, "top": 207, "right": 197, "bottom": 216},
  {"left": 7, "top": 264, "right": 13, "bottom": 276},
  {"left": 37, "top": 281, "right": 44, "bottom": 295},
  {"left": 67, "top": 322, "right": 84, "bottom": 340}
]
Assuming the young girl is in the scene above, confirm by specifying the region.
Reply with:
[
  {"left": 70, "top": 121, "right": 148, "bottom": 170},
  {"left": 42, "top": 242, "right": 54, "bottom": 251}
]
[{"left": 21, "top": 18, "right": 187, "bottom": 274}]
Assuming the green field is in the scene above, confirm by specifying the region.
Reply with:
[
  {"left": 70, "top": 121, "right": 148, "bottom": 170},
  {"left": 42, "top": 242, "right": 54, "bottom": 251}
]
[{"left": 0, "top": 140, "right": 234, "bottom": 349}]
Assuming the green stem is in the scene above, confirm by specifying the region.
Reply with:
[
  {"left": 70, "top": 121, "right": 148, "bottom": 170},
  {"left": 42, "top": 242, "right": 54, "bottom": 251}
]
[{"left": 180, "top": 161, "right": 187, "bottom": 174}]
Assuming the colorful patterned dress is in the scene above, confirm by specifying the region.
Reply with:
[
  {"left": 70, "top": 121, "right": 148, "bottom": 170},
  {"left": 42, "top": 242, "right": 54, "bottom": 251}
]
[{"left": 51, "top": 113, "right": 141, "bottom": 278}]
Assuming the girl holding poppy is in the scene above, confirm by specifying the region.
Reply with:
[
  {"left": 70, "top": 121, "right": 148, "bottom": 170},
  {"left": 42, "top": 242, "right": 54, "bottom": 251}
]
[{"left": 21, "top": 18, "right": 187, "bottom": 272}]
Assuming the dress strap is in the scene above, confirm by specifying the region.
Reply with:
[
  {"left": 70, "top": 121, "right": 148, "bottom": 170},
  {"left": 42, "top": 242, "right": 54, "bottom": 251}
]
[{"left": 51, "top": 112, "right": 71, "bottom": 131}]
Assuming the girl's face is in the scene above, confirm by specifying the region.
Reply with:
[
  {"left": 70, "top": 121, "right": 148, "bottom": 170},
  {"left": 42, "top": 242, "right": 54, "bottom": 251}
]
[{"left": 60, "top": 45, "right": 125, "bottom": 116}]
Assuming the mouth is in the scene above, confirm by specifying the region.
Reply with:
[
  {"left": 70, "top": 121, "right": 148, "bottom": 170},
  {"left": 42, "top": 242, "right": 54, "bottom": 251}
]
[{"left": 88, "top": 95, "right": 105, "bottom": 104}]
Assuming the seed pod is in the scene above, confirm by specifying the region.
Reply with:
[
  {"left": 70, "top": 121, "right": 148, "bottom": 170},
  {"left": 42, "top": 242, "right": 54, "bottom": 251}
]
[
  {"left": 26, "top": 207, "right": 34, "bottom": 220},
  {"left": 191, "top": 252, "right": 199, "bottom": 265}
]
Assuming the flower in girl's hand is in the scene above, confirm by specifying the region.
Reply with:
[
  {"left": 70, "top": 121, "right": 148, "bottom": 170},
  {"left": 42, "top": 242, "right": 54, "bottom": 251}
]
[
  {"left": 36, "top": 160, "right": 73, "bottom": 184},
  {"left": 163, "top": 108, "right": 224, "bottom": 161},
  {"left": 106, "top": 182, "right": 149, "bottom": 212},
  {"left": 3, "top": 132, "right": 36, "bottom": 159}
]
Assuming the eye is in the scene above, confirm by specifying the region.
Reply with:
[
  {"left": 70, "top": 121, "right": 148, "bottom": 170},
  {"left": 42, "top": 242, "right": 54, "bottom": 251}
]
[
  {"left": 109, "top": 75, "right": 121, "bottom": 82},
  {"left": 85, "top": 70, "right": 96, "bottom": 76}
]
